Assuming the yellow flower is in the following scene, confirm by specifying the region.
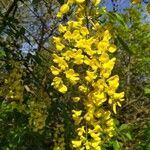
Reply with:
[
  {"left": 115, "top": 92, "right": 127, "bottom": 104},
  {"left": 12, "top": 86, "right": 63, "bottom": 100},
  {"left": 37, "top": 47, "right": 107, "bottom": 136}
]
[
  {"left": 113, "top": 103, "right": 117, "bottom": 114},
  {"left": 107, "top": 75, "right": 119, "bottom": 94},
  {"left": 103, "top": 30, "right": 111, "bottom": 41},
  {"left": 75, "top": 0, "right": 85, "bottom": 4},
  {"left": 107, "top": 88, "right": 116, "bottom": 96},
  {"left": 55, "top": 43, "right": 65, "bottom": 51},
  {"left": 50, "top": 66, "right": 61, "bottom": 75},
  {"left": 108, "top": 98, "right": 113, "bottom": 105},
  {"left": 62, "top": 50, "right": 76, "bottom": 61},
  {"left": 72, "top": 110, "right": 82, "bottom": 124},
  {"left": 109, "top": 97, "right": 124, "bottom": 114},
  {"left": 58, "top": 24, "right": 67, "bottom": 33},
  {"left": 84, "top": 110, "right": 94, "bottom": 121},
  {"left": 90, "top": 58, "right": 100, "bottom": 71},
  {"left": 105, "top": 126, "right": 114, "bottom": 137},
  {"left": 50, "top": 0, "right": 123, "bottom": 145},
  {"left": 53, "top": 36, "right": 61, "bottom": 43},
  {"left": 97, "top": 40, "right": 109, "bottom": 53},
  {"left": 107, "top": 75, "right": 119, "bottom": 85},
  {"left": 75, "top": 39, "right": 86, "bottom": 48},
  {"left": 56, "top": 12, "right": 62, "bottom": 18},
  {"left": 101, "top": 69, "right": 111, "bottom": 79},
  {"left": 51, "top": 77, "right": 62, "bottom": 88},
  {"left": 72, "top": 140, "right": 82, "bottom": 148},
  {"left": 117, "top": 101, "right": 122, "bottom": 107},
  {"left": 87, "top": 37, "right": 96, "bottom": 46},
  {"left": 58, "top": 84, "right": 68, "bottom": 94},
  {"left": 93, "top": 125, "right": 101, "bottom": 132},
  {"left": 63, "top": 31, "right": 72, "bottom": 40},
  {"left": 91, "top": 0, "right": 101, "bottom": 6},
  {"left": 60, "top": 4, "right": 70, "bottom": 14},
  {"left": 95, "top": 111, "right": 102, "bottom": 118},
  {"left": 51, "top": 77, "right": 67, "bottom": 94},
  {"left": 85, "top": 70, "right": 97, "bottom": 82},
  {"left": 93, "top": 22, "right": 102, "bottom": 31},
  {"left": 85, "top": 46, "right": 96, "bottom": 56},
  {"left": 90, "top": 132, "right": 100, "bottom": 139},
  {"left": 99, "top": 52, "right": 109, "bottom": 63},
  {"left": 77, "top": 126, "right": 85, "bottom": 136},
  {"left": 78, "top": 85, "right": 88, "bottom": 93},
  {"left": 74, "top": 49, "right": 84, "bottom": 64},
  {"left": 102, "top": 57, "right": 116, "bottom": 70},
  {"left": 53, "top": 54, "right": 68, "bottom": 70},
  {"left": 72, "top": 30, "right": 82, "bottom": 40},
  {"left": 65, "top": 69, "right": 79, "bottom": 84},
  {"left": 72, "top": 97, "right": 80, "bottom": 102},
  {"left": 109, "top": 92, "right": 124, "bottom": 113},
  {"left": 91, "top": 141, "right": 100, "bottom": 148},
  {"left": 93, "top": 92, "right": 106, "bottom": 106},
  {"left": 72, "top": 110, "right": 82, "bottom": 118},
  {"left": 67, "top": 20, "right": 82, "bottom": 29},
  {"left": 80, "top": 27, "right": 89, "bottom": 36},
  {"left": 84, "top": 56, "right": 91, "bottom": 65},
  {"left": 92, "top": 79, "right": 106, "bottom": 91},
  {"left": 113, "top": 92, "right": 124, "bottom": 99},
  {"left": 108, "top": 44, "right": 117, "bottom": 53},
  {"left": 85, "top": 141, "right": 90, "bottom": 149},
  {"left": 53, "top": 37, "right": 65, "bottom": 51},
  {"left": 106, "top": 118, "right": 114, "bottom": 127},
  {"left": 95, "top": 146, "right": 102, "bottom": 150}
]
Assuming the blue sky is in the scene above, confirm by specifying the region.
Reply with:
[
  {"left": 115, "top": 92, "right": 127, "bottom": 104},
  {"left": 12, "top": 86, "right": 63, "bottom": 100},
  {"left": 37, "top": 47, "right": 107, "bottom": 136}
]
[
  {"left": 103, "top": 0, "right": 150, "bottom": 22},
  {"left": 103, "top": 0, "right": 130, "bottom": 12},
  {"left": 21, "top": 0, "right": 150, "bottom": 52}
]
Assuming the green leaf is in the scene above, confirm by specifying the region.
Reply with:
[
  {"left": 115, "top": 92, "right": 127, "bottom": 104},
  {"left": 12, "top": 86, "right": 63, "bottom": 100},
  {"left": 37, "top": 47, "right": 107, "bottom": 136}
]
[
  {"left": 0, "top": 49, "right": 6, "bottom": 57},
  {"left": 144, "top": 88, "right": 150, "bottom": 94},
  {"left": 116, "top": 34, "right": 133, "bottom": 55},
  {"left": 113, "top": 140, "right": 119, "bottom": 150},
  {"left": 108, "top": 12, "right": 128, "bottom": 30},
  {"left": 119, "top": 124, "right": 130, "bottom": 131},
  {"left": 57, "top": 0, "right": 64, "bottom": 5},
  {"left": 137, "top": 57, "right": 150, "bottom": 62},
  {"left": 125, "top": 132, "right": 132, "bottom": 140}
]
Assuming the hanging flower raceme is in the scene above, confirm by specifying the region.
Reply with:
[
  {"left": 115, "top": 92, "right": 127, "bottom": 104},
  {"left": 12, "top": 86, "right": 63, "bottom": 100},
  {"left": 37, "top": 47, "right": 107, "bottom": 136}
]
[{"left": 50, "top": 0, "right": 124, "bottom": 149}]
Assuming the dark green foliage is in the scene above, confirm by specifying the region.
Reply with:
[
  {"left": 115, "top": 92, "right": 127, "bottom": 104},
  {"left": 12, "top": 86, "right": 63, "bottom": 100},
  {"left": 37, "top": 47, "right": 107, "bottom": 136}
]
[{"left": 0, "top": 0, "right": 150, "bottom": 149}]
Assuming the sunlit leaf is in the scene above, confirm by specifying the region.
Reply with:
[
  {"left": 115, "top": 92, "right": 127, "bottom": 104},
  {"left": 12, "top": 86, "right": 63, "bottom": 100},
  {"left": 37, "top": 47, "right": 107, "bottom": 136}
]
[{"left": 113, "top": 140, "right": 119, "bottom": 150}]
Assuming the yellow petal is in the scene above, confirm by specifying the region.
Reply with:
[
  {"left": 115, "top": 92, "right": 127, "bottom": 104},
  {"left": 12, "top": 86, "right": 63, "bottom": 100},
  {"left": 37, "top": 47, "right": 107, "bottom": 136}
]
[
  {"left": 113, "top": 103, "right": 117, "bottom": 114},
  {"left": 75, "top": 0, "right": 85, "bottom": 4},
  {"left": 91, "top": 0, "right": 101, "bottom": 6},
  {"left": 117, "top": 101, "right": 121, "bottom": 107},
  {"left": 108, "top": 44, "right": 117, "bottom": 53},
  {"left": 72, "top": 97, "right": 80, "bottom": 102},
  {"left": 50, "top": 66, "right": 61, "bottom": 75},
  {"left": 58, "top": 24, "right": 67, "bottom": 33},
  {"left": 80, "top": 27, "right": 89, "bottom": 36},
  {"left": 56, "top": 12, "right": 62, "bottom": 18},
  {"left": 58, "top": 84, "right": 67, "bottom": 94},
  {"left": 72, "top": 140, "right": 82, "bottom": 148},
  {"left": 60, "top": 4, "right": 69, "bottom": 14},
  {"left": 91, "top": 141, "right": 100, "bottom": 147}
]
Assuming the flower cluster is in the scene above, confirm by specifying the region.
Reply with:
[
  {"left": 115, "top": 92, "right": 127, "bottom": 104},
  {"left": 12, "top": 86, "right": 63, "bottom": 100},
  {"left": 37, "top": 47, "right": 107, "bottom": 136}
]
[
  {"left": 50, "top": 0, "right": 124, "bottom": 149},
  {"left": 28, "top": 89, "right": 50, "bottom": 132},
  {"left": 28, "top": 100, "right": 48, "bottom": 132},
  {"left": 4, "top": 61, "right": 24, "bottom": 103},
  {"left": 53, "top": 124, "right": 65, "bottom": 150}
]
